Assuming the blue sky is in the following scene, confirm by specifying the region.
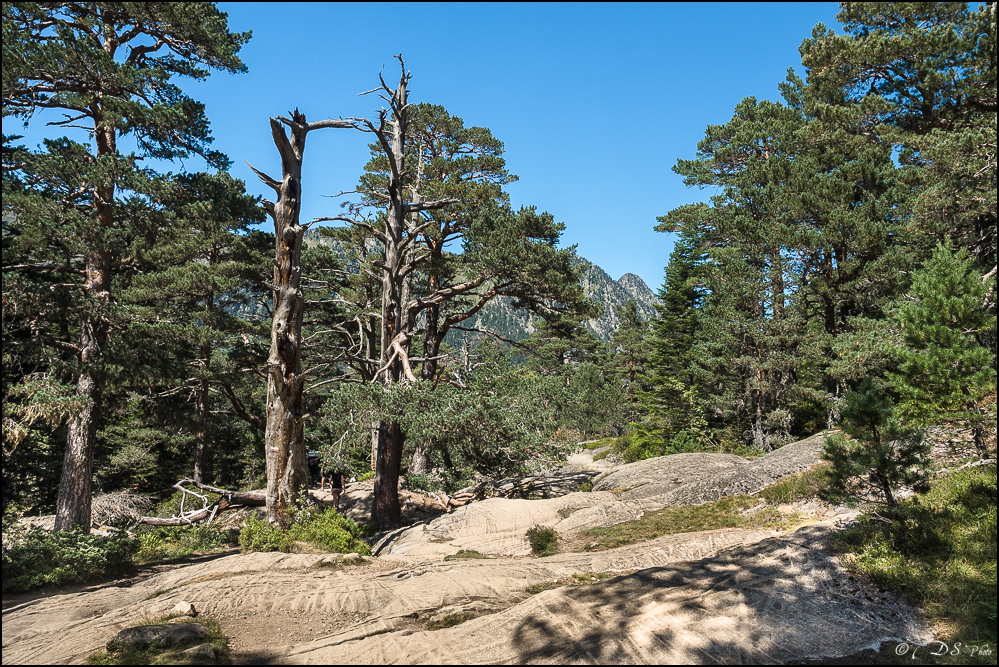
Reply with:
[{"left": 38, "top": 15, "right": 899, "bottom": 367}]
[{"left": 11, "top": 2, "right": 844, "bottom": 290}]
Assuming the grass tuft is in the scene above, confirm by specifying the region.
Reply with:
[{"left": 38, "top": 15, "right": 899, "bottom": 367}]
[
  {"left": 757, "top": 464, "right": 835, "bottom": 505},
  {"left": 443, "top": 549, "right": 489, "bottom": 561},
  {"left": 525, "top": 525, "right": 559, "bottom": 557},
  {"left": 426, "top": 611, "right": 476, "bottom": 630}
]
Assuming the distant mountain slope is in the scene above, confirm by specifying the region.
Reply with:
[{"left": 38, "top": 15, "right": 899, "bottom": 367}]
[
  {"left": 452, "top": 258, "right": 659, "bottom": 344},
  {"left": 301, "top": 230, "right": 659, "bottom": 344}
]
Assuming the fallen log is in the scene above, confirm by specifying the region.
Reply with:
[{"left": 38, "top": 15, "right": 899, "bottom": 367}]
[
  {"left": 134, "top": 479, "right": 265, "bottom": 526},
  {"left": 136, "top": 498, "right": 231, "bottom": 526},
  {"left": 182, "top": 479, "right": 265, "bottom": 506}
]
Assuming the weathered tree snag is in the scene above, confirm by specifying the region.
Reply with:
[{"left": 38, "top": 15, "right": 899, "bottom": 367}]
[{"left": 248, "top": 110, "right": 353, "bottom": 524}]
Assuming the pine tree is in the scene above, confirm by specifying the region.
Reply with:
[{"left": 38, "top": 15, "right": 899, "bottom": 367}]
[
  {"left": 2, "top": 2, "right": 249, "bottom": 531},
  {"left": 121, "top": 172, "right": 270, "bottom": 482},
  {"left": 823, "top": 379, "right": 931, "bottom": 508},
  {"left": 891, "top": 242, "right": 997, "bottom": 454},
  {"left": 800, "top": 2, "right": 997, "bottom": 275}
]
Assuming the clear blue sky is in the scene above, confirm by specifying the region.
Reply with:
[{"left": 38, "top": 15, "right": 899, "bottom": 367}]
[{"left": 13, "top": 2, "right": 845, "bottom": 290}]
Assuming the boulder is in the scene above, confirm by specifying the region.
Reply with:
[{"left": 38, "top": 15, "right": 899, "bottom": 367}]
[
  {"left": 171, "top": 600, "right": 197, "bottom": 617},
  {"left": 591, "top": 452, "right": 748, "bottom": 499},
  {"left": 107, "top": 622, "right": 211, "bottom": 651}
]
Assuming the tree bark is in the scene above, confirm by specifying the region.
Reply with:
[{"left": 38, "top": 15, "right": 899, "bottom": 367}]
[
  {"left": 250, "top": 111, "right": 354, "bottom": 523},
  {"left": 373, "top": 420, "right": 403, "bottom": 524},
  {"left": 260, "top": 113, "right": 309, "bottom": 524},
  {"left": 410, "top": 445, "right": 429, "bottom": 475}
]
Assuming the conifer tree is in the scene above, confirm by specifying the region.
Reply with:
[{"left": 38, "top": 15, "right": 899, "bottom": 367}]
[
  {"left": 2, "top": 2, "right": 249, "bottom": 531},
  {"left": 800, "top": 2, "right": 997, "bottom": 275},
  {"left": 823, "top": 379, "right": 931, "bottom": 508},
  {"left": 122, "top": 172, "right": 270, "bottom": 482},
  {"left": 891, "top": 243, "right": 997, "bottom": 454},
  {"left": 610, "top": 299, "right": 650, "bottom": 422}
]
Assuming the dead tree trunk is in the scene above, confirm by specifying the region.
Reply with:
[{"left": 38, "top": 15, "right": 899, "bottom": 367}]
[{"left": 248, "top": 110, "right": 353, "bottom": 524}]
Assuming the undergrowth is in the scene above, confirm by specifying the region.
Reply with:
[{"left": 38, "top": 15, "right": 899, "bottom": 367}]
[
  {"left": 2, "top": 525, "right": 138, "bottom": 594},
  {"left": 136, "top": 524, "right": 236, "bottom": 563},
  {"left": 830, "top": 464, "right": 997, "bottom": 665},
  {"left": 239, "top": 508, "right": 371, "bottom": 555}
]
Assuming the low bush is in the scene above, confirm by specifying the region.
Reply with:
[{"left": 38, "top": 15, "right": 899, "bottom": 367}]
[
  {"left": 405, "top": 472, "right": 442, "bottom": 494},
  {"left": 578, "top": 479, "right": 594, "bottom": 493},
  {"left": 239, "top": 508, "right": 371, "bottom": 556},
  {"left": 526, "top": 525, "right": 559, "bottom": 557},
  {"left": 2, "top": 525, "right": 138, "bottom": 594},
  {"left": 358, "top": 471, "right": 375, "bottom": 482},
  {"left": 612, "top": 430, "right": 705, "bottom": 463},
  {"left": 136, "top": 524, "right": 233, "bottom": 563}
]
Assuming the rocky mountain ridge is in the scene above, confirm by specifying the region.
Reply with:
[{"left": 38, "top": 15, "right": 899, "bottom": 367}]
[{"left": 303, "top": 230, "right": 660, "bottom": 343}]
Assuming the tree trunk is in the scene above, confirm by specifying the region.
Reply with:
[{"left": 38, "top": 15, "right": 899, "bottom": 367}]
[
  {"left": 55, "top": 116, "right": 115, "bottom": 532},
  {"left": 55, "top": 366, "right": 101, "bottom": 531},
  {"left": 251, "top": 111, "right": 313, "bottom": 524},
  {"left": 373, "top": 420, "right": 403, "bottom": 526},
  {"left": 410, "top": 445, "right": 429, "bottom": 475},
  {"left": 194, "top": 374, "right": 210, "bottom": 484}
]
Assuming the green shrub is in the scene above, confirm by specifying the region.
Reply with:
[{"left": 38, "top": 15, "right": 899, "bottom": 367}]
[
  {"left": 2, "top": 525, "right": 138, "bottom": 594},
  {"left": 239, "top": 513, "right": 290, "bottom": 553},
  {"left": 239, "top": 509, "right": 371, "bottom": 555},
  {"left": 612, "top": 430, "right": 705, "bottom": 463},
  {"left": 405, "top": 472, "right": 442, "bottom": 494},
  {"left": 526, "top": 525, "right": 559, "bottom": 557},
  {"left": 136, "top": 523, "right": 231, "bottom": 563},
  {"left": 579, "top": 479, "right": 594, "bottom": 493},
  {"left": 591, "top": 448, "right": 611, "bottom": 462},
  {"left": 358, "top": 471, "right": 375, "bottom": 482},
  {"left": 287, "top": 509, "right": 370, "bottom": 555}
]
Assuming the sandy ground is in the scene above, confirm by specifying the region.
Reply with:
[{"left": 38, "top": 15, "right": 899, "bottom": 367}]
[{"left": 1, "top": 437, "right": 934, "bottom": 665}]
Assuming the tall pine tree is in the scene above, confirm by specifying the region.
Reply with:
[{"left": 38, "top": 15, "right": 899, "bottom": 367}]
[{"left": 2, "top": 2, "right": 248, "bottom": 531}]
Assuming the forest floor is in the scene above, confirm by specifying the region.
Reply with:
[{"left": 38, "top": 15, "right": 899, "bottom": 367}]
[{"left": 1, "top": 436, "right": 944, "bottom": 664}]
